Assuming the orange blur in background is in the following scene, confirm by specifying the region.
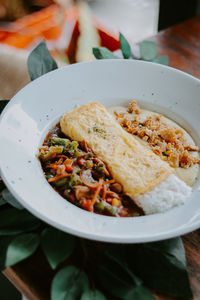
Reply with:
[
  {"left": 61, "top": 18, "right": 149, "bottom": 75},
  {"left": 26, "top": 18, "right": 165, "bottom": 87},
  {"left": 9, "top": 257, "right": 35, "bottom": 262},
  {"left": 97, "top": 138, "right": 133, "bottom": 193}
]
[{"left": 0, "top": 3, "right": 119, "bottom": 63}]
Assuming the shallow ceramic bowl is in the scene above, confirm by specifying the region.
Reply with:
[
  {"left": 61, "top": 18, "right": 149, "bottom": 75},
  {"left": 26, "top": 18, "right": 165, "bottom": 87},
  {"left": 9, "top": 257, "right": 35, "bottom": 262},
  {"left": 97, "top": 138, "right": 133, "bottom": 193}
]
[{"left": 0, "top": 60, "right": 200, "bottom": 243}]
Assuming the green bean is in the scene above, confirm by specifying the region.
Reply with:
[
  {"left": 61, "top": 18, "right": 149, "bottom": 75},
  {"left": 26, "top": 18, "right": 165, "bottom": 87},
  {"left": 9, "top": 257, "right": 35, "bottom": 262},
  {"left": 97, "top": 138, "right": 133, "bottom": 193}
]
[
  {"left": 65, "top": 141, "right": 79, "bottom": 156},
  {"left": 94, "top": 201, "right": 105, "bottom": 213},
  {"left": 69, "top": 174, "right": 82, "bottom": 189},
  {"left": 48, "top": 137, "right": 70, "bottom": 147},
  {"left": 53, "top": 177, "right": 70, "bottom": 188}
]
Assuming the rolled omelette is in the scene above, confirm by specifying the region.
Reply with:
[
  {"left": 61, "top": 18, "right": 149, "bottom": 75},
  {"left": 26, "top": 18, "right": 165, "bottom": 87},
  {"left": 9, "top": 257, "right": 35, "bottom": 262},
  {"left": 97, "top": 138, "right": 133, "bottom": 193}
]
[{"left": 60, "top": 102, "right": 191, "bottom": 214}]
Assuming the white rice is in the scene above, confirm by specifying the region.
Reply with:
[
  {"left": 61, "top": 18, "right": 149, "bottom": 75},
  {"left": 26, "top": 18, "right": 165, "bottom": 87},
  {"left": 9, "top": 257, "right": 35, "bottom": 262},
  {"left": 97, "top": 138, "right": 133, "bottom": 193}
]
[{"left": 135, "top": 174, "right": 192, "bottom": 214}]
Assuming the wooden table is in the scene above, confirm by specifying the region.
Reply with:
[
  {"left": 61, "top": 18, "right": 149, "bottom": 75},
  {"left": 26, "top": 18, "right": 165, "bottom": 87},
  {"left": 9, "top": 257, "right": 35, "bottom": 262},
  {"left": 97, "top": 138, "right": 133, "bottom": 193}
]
[{"left": 2, "top": 15, "right": 200, "bottom": 300}]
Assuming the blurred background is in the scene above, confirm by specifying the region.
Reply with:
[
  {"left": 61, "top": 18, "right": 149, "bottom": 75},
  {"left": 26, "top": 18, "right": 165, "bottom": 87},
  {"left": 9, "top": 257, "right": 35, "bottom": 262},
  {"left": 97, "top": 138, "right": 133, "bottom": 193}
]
[
  {"left": 0, "top": 0, "right": 199, "bottom": 100},
  {"left": 0, "top": 1, "right": 199, "bottom": 32},
  {"left": 0, "top": 0, "right": 200, "bottom": 99}
]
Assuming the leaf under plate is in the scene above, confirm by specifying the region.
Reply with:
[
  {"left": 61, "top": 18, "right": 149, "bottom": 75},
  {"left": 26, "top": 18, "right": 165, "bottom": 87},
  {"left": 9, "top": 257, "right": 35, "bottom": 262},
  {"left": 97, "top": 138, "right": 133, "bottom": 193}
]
[
  {"left": 51, "top": 265, "right": 89, "bottom": 300},
  {"left": 5, "top": 233, "right": 40, "bottom": 267},
  {"left": 0, "top": 208, "right": 41, "bottom": 236},
  {"left": 41, "top": 227, "right": 76, "bottom": 269},
  {"left": 2, "top": 189, "right": 24, "bottom": 210},
  {"left": 0, "top": 197, "right": 6, "bottom": 207},
  {"left": 127, "top": 237, "right": 193, "bottom": 298},
  {"left": 80, "top": 289, "right": 106, "bottom": 300},
  {"left": 97, "top": 250, "right": 155, "bottom": 300},
  {"left": 0, "top": 236, "right": 14, "bottom": 271}
]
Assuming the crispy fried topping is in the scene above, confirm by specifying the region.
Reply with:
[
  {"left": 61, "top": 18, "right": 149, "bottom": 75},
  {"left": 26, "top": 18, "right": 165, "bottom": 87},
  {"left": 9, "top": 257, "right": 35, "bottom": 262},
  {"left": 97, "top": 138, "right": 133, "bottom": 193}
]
[
  {"left": 120, "top": 102, "right": 199, "bottom": 168},
  {"left": 128, "top": 101, "right": 141, "bottom": 114}
]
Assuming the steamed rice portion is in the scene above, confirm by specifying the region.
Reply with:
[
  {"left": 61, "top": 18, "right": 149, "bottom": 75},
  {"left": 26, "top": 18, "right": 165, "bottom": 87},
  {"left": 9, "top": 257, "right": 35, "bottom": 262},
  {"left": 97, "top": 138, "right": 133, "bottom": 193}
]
[
  {"left": 135, "top": 174, "right": 192, "bottom": 214},
  {"left": 107, "top": 103, "right": 196, "bottom": 214}
]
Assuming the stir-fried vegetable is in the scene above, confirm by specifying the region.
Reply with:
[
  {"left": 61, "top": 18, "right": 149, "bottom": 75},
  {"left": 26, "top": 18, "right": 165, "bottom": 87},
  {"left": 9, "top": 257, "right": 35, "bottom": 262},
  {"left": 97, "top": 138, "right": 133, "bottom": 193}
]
[
  {"left": 39, "top": 124, "right": 142, "bottom": 217},
  {"left": 39, "top": 145, "right": 64, "bottom": 160},
  {"left": 48, "top": 137, "right": 70, "bottom": 147}
]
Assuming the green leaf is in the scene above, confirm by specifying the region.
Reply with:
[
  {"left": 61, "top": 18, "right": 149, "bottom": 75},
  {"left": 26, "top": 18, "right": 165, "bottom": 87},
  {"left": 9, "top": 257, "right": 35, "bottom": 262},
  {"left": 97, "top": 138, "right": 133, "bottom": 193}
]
[
  {"left": 120, "top": 32, "right": 131, "bottom": 59},
  {"left": 81, "top": 289, "right": 106, "bottom": 300},
  {"left": 93, "top": 47, "right": 116, "bottom": 60},
  {"left": 51, "top": 265, "right": 89, "bottom": 300},
  {"left": 0, "top": 197, "right": 6, "bottom": 207},
  {"left": 139, "top": 41, "right": 157, "bottom": 61},
  {"left": 127, "top": 237, "right": 192, "bottom": 298},
  {"left": 153, "top": 56, "right": 169, "bottom": 65},
  {"left": 0, "top": 100, "right": 9, "bottom": 114},
  {"left": 0, "top": 236, "right": 14, "bottom": 271},
  {"left": 5, "top": 233, "right": 40, "bottom": 267},
  {"left": 27, "top": 40, "right": 58, "bottom": 81},
  {"left": 41, "top": 227, "right": 76, "bottom": 269},
  {"left": 0, "top": 208, "right": 41, "bottom": 235},
  {"left": 98, "top": 251, "right": 155, "bottom": 300},
  {"left": 2, "top": 189, "right": 24, "bottom": 210}
]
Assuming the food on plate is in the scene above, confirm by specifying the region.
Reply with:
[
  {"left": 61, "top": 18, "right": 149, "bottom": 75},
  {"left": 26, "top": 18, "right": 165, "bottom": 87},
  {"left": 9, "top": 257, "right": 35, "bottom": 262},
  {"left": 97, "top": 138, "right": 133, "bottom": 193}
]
[
  {"left": 108, "top": 101, "right": 200, "bottom": 186},
  {"left": 39, "top": 124, "right": 142, "bottom": 217},
  {"left": 60, "top": 102, "right": 173, "bottom": 196},
  {"left": 60, "top": 102, "right": 192, "bottom": 214}
]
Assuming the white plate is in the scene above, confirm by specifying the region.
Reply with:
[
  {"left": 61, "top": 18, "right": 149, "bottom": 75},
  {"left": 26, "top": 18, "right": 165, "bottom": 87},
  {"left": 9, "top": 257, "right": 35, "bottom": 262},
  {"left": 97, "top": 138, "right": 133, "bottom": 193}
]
[{"left": 0, "top": 59, "right": 200, "bottom": 243}]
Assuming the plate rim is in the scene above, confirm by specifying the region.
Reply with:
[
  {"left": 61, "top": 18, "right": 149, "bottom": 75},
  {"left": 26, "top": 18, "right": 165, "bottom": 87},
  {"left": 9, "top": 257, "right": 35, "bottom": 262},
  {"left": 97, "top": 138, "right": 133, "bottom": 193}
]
[{"left": 1, "top": 59, "right": 200, "bottom": 243}]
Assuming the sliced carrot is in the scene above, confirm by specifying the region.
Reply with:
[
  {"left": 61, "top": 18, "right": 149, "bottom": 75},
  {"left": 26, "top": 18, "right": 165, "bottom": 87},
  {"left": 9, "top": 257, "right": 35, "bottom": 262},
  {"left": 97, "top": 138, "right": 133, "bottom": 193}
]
[
  {"left": 103, "top": 179, "right": 115, "bottom": 185},
  {"left": 48, "top": 174, "right": 71, "bottom": 182},
  {"left": 46, "top": 164, "right": 60, "bottom": 169},
  {"left": 104, "top": 168, "right": 110, "bottom": 177},
  {"left": 91, "top": 178, "right": 103, "bottom": 206},
  {"left": 55, "top": 158, "right": 63, "bottom": 165},
  {"left": 56, "top": 155, "right": 69, "bottom": 159}
]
